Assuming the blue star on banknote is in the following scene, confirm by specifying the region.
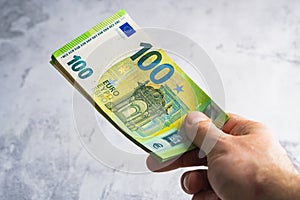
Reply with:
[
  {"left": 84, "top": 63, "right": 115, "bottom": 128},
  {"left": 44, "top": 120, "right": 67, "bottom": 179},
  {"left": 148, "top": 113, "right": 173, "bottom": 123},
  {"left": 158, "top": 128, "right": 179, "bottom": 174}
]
[{"left": 173, "top": 84, "right": 184, "bottom": 94}]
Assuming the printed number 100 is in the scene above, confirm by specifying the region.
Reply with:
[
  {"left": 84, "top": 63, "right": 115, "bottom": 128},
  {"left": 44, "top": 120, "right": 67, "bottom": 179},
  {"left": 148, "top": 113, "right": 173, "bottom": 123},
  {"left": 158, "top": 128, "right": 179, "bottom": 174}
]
[{"left": 130, "top": 42, "right": 174, "bottom": 84}]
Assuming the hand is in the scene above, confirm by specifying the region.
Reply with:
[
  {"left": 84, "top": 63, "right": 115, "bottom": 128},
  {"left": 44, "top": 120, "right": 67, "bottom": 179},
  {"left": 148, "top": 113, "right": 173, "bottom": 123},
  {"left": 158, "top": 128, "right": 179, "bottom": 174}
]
[{"left": 147, "top": 112, "right": 300, "bottom": 200}]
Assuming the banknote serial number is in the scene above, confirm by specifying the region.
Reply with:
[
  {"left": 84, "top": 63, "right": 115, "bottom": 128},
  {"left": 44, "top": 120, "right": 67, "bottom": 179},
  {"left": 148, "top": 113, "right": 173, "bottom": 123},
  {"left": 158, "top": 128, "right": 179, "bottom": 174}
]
[
  {"left": 130, "top": 42, "right": 174, "bottom": 84},
  {"left": 67, "top": 55, "right": 93, "bottom": 79}
]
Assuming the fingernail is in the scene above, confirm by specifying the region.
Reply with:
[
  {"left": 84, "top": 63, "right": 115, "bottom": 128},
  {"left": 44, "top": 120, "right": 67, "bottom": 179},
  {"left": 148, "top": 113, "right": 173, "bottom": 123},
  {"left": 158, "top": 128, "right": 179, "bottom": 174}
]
[
  {"left": 183, "top": 174, "right": 190, "bottom": 192},
  {"left": 205, "top": 192, "right": 218, "bottom": 200},
  {"left": 185, "top": 112, "right": 207, "bottom": 125},
  {"left": 198, "top": 149, "right": 206, "bottom": 158},
  {"left": 182, "top": 112, "right": 207, "bottom": 141}
]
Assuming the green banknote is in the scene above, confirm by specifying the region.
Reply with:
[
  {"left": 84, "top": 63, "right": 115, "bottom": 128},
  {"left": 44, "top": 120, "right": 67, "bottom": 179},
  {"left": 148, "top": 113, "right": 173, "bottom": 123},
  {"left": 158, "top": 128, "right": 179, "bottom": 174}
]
[{"left": 50, "top": 9, "right": 229, "bottom": 162}]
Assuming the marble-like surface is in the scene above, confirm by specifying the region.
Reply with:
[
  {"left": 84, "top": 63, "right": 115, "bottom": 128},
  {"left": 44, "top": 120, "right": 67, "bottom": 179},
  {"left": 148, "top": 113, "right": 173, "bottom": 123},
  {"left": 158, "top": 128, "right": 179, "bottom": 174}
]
[{"left": 0, "top": 0, "right": 300, "bottom": 199}]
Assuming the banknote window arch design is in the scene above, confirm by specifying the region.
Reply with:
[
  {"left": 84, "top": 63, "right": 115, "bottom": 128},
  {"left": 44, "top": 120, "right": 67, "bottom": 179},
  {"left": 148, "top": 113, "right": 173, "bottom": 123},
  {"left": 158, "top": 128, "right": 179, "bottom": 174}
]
[
  {"left": 107, "top": 81, "right": 189, "bottom": 137},
  {"left": 121, "top": 100, "right": 148, "bottom": 120}
]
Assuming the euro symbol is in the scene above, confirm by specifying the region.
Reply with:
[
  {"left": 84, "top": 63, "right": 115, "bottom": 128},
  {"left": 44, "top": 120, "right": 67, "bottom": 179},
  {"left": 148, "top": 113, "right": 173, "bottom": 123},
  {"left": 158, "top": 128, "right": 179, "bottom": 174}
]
[{"left": 153, "top": 143, "right": 163, "bottom": 149}]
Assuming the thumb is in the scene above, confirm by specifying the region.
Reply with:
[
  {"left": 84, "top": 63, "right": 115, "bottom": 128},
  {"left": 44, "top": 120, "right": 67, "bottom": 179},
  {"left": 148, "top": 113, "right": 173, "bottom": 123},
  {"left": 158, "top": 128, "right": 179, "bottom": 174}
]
[{"left": 182, "top": 111, "right": 229, "bottom": 158}]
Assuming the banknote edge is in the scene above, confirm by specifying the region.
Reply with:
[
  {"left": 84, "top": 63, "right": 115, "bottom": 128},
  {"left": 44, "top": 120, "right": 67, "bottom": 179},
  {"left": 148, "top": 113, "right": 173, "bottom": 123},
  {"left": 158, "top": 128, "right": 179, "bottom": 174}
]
[{"left": 51, "top": 9, "right": 127, "bottom": 59}]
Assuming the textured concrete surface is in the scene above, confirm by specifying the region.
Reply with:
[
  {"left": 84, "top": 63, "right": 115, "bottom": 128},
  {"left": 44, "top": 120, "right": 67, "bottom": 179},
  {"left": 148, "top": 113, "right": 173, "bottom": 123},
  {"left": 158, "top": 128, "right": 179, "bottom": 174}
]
[{"left": 0, "top": 0, "right": 300, "bottom": 199}]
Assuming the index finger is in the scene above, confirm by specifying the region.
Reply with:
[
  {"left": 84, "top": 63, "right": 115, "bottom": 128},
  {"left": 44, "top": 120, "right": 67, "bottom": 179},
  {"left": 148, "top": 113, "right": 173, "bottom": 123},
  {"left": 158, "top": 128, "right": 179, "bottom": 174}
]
[{"left": 146, "top": 148, "right": 207, "bottom": 172}]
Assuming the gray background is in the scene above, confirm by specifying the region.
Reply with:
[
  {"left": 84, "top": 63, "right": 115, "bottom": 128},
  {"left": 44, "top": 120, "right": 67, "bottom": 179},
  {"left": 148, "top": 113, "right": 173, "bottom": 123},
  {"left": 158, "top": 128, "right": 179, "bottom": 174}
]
[{"left": 0, "top": 0, "right": 300, "bottom": 199}]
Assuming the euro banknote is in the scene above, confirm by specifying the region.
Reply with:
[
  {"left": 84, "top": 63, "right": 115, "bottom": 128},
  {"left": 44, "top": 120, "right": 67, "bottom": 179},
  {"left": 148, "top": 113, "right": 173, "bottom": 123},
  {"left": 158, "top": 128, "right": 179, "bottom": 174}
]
[{"left": 50, "top": 9, "right": 229, "bottom": 162}]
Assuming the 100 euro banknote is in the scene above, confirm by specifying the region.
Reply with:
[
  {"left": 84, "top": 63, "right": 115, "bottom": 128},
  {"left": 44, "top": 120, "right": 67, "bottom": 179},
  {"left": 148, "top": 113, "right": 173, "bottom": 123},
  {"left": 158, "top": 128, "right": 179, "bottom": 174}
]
[{"left": 50, "top": 9, "right": 229, "bottom": 162}]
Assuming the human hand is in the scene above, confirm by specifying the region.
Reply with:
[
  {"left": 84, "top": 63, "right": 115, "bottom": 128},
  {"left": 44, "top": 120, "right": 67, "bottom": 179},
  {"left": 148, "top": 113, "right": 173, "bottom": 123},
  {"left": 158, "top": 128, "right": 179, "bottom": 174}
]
[{"left": 147, "top": 112, "right": 300, "bottom": 200}]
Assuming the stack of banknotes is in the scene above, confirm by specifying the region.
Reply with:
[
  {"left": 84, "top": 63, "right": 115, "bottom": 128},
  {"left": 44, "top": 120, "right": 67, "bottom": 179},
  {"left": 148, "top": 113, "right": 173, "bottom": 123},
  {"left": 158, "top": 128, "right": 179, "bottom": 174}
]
[{"left": 50, "top": 9, "right": 229, "bottom": 162}]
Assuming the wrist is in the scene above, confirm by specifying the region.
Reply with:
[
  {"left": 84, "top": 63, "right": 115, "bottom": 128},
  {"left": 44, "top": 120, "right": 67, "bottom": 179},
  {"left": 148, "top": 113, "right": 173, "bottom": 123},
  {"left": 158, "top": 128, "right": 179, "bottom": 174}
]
[
  {"left": 288, "top": 173, "right": 300, "bottom": 199},
  {"left": 255, "top": 169, "right": 300, "bottom": 200}
]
